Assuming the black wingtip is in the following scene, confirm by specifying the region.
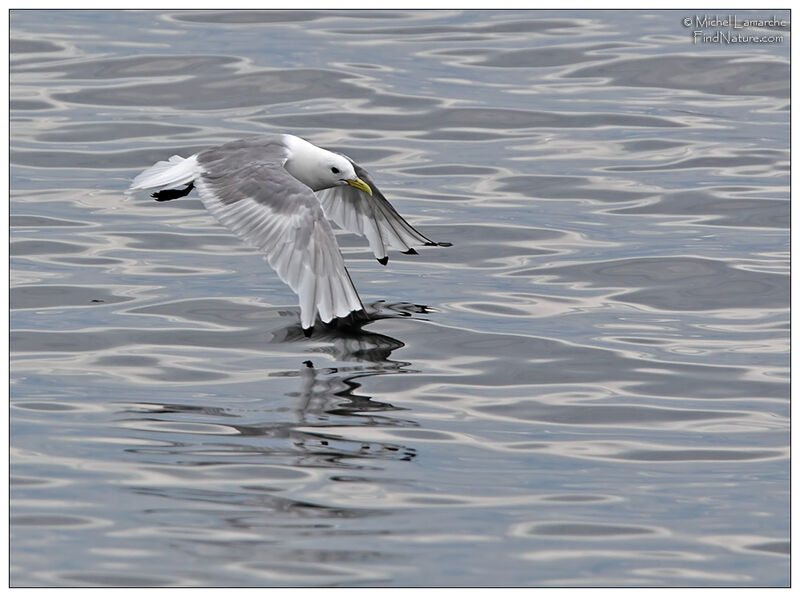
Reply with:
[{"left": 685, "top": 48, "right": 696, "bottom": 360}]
[
  {"left": 402, "top": 248, "right": 419, "bottom": 255},
  {"left": 151, "top": 181, "right": 195, "bottom": 202},
  {"left": 302, "top": 326, "right": 314, "bottom": 338},
  {"left": 328, "top": 308, "right": 370, "bottom": 329},
  {"left": 424, "top": 241, "right": 452, "bottom": 247},
  {"left": 377, "top": 256, "right": 389, "bottom": 266}
]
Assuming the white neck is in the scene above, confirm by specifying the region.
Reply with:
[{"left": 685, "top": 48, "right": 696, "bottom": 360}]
[{"left": 282, "top": 134, "right": 335, "bottom": 191}]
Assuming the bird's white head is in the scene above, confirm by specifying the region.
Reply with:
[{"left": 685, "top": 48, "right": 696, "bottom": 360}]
[{"left": 283, "top": 135, "right": 372, "bottom": 195}]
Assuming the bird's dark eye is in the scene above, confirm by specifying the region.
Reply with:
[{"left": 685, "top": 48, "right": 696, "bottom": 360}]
[{"left": 331, "top": 167, "right": 340, "bottom": 174}]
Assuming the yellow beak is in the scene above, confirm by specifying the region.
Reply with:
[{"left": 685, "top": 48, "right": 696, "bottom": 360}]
[{"left": 346, "top": 177, "right": 373, "bottom": 196}]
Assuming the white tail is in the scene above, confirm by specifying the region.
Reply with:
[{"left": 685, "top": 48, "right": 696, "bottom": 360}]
[{"left": 129, "top": 154, "right": 200, "bottom": 191}]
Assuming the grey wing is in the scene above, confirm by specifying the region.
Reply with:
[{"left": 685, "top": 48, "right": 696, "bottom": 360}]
[
  {"left": 316, "top": 160, "right": 435, "bottom": 263},
  {"left": 193, "top": 160, "right": 363, "bottom": 330}
]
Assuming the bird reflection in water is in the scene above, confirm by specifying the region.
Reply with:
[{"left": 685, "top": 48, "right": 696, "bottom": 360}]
[
  {"left": 122, "top": 301, "right": 426, "bottom": 466},
  {"left": 117, "top": 302, "right": 424, "bottom": 525},
  {"left": 272, "top": 301, "right": 426, "bottom": 464}
]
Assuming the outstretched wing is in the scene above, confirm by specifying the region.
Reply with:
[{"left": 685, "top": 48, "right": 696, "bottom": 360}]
[
  {"left": 315, "top": 159, "right": 436, "bottom": 264},
  {"left": 193, "top": 157, "right": 363, "bottom": 330}
]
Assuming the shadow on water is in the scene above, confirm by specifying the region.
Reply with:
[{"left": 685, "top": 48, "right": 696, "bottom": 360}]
[{"left": 272, "top": 300, "right": 430, "bottom": 363}]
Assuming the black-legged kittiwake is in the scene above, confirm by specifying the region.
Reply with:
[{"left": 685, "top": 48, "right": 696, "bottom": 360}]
[{"left": 129, "top": 134, "right": 449, "bottom": 336}]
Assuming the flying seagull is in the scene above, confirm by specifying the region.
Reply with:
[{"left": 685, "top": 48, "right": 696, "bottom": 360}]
[{"left": 129, "top": 134, "right": 449, "bottom": 336}]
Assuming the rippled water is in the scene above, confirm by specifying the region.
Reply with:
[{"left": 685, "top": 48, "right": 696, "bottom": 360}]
[{"left": 10, "top": 9, "right": 789, "bottom": 587}]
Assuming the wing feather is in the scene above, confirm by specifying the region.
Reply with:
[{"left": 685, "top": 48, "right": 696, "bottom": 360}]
[
  {"left": 316, "top": 159, "right": 434, "bottom": 261},
  {"left": 194, "top": 159, "right": 363, "bottom": 329}
]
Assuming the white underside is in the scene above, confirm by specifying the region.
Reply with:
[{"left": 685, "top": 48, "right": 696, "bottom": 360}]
[{"left": 129, "top": 154, "right": 200, "bottom": 191}]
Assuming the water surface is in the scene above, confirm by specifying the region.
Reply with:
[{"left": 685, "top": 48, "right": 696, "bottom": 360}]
[{"left": 10, "top": 9, "right": 789, "bottom": 587}]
